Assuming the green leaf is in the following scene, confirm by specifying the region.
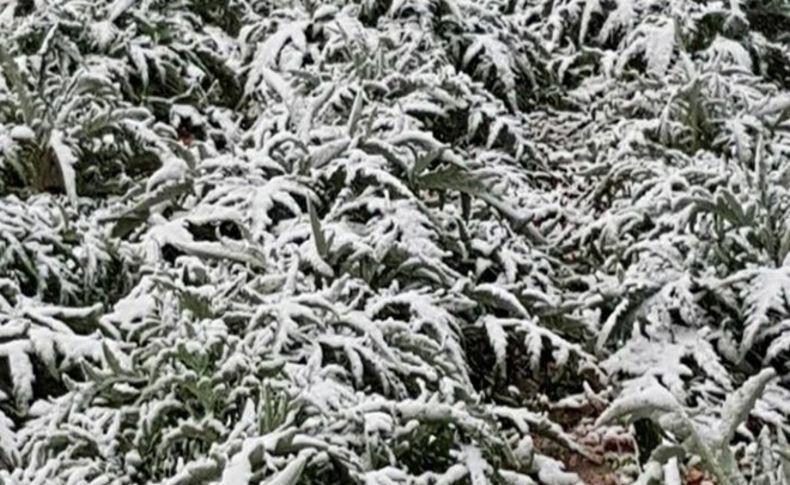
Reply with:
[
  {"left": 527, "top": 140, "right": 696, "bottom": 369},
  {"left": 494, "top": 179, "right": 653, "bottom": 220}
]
[
  {"left": 417, "top": 166, "right": 486, "bottom": 195},
  {"left": 411, "top": 148, "right": 445, "bottom": 181},
  {"left": 347, "top": 87, "right": 364, "bottom": 137},
  {"left": 106, "top": 180, "right": 192, "bottom": 238},
  {"left": 307, "top": 198, "right": 329, "bottom": 258}
]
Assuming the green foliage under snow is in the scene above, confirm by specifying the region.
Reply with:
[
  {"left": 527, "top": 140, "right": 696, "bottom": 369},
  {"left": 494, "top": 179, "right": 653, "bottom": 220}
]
[{"left": 1, "top": 0, "right": 790, "bottom": 484}]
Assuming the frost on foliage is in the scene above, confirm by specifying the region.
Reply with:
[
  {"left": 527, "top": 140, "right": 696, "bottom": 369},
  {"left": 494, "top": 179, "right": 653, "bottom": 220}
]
[
  {"left": 596, "top": 377, "right": 681, "bottom": 428},
  {"left": 617, "top": 18, "right": 677, "bottom": 78},
  {"left": 604, "top": 330, "right": 732, "bottom": 401},
  {"left": 482, "top": 315, "right": 595, "bottom": 377},
  {"left": 716, "top": 368, "right": 777, "bottom": 447},
  {"left": 0, "top": 298, "right": 108, "bottom": 413},
  {"left": 599, "top": 369, "right": 782, "bottom": 485},
  {"left": 736, "top": 266, "right": 790, "bottom": 359},
  {"left": 3, "top": 0, "right": 790, "bottom": 483},
  {"left": 48, "top": 130, "right": 79, "bottom": 205}
]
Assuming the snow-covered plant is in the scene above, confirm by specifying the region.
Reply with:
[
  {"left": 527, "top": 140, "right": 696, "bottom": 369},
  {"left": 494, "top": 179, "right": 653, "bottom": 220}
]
[
  {"left": 2, "top": 0, "right": 790, "bottom": 483},
  {"left": 597, "top": 369, "right": 790, "bottom": 485},
  {"left": 0, "top": 42, "right": 171, "bottom": 200}
]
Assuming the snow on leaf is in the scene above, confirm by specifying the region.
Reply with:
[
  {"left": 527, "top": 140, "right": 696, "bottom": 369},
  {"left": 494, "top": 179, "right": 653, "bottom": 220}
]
[
  {"left": 4, "top": 1, "right": 790, "bottom": 483},
  {"left": 0, "top": 409, "right": 16, "bottom": 467},
  {"left": 596, "top": 297, "right": 630, "bottom": 352},
  {"left": 263, "top": 450, "right": 311, "bottom": 485},
  {"left": 108, "top": 0, "right": 135, "bottom": 21},
  {"left": 717, "top": 368, "right": 777, "bottom": 447},
  {"left": 146, "top": 157, "right": 189, "bottom": 193},
  {"left": 598, "top": 0, "right": 637, "bottom": 44},
  {"left": 708, "top": 36, "right": 753, "bottom": 70},
  {"left": 483, "top": 317, "right": 508, "bottom": 379},
  {"left": 644, "top": 20, "right": 676, "bottom": 78},
  {"left": 738, "top": 267, "right": 790, "bottom": 359},
  {"left": 0, "top": 341, "right": 34, "bottom": 412},
  {"left": 49, "top": 130, "right": 78, "bottom": 205},
  {"left": 596, "top": 378, "right": 681, "bottom": 427}
]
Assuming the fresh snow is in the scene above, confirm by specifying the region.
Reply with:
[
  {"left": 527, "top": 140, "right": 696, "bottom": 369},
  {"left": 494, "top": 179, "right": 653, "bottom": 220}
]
[{"left": 1, "top": 1, "right": 789, "bottom": 484}]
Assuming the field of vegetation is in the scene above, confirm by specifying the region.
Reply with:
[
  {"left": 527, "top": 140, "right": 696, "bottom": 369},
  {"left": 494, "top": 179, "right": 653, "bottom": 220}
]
[{"left": 1, "top": 0, "right": 790, "bottom": 483}]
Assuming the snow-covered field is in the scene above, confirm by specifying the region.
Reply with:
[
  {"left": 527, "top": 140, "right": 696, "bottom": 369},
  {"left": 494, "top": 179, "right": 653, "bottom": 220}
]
[{"left": 1, "top": 1, "right": 789, "bottom": 483}]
